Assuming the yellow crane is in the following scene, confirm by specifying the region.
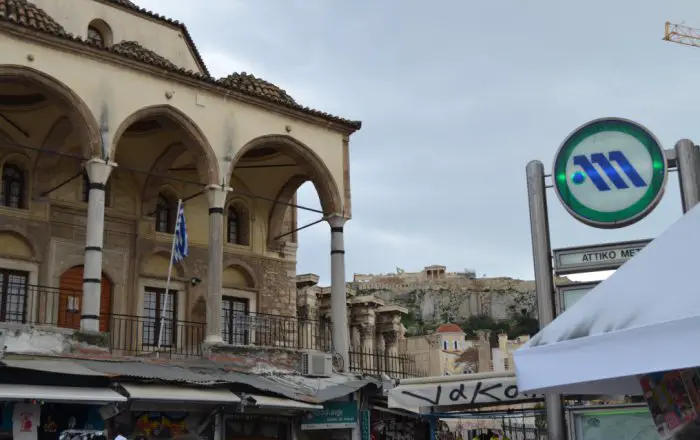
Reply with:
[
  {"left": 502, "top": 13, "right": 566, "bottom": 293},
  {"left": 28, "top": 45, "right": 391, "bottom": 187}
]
[{"left": 664, "top": 21, "right": 700, "bottom": 48}]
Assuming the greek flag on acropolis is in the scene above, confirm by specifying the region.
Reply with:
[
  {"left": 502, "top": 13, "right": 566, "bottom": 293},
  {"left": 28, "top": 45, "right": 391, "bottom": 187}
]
[{"left": 172, "top": 201, "right": 188, "bottom": 262}]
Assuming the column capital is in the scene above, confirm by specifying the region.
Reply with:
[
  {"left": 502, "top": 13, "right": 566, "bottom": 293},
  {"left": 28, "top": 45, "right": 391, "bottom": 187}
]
[
  {"left": 85, "top": 158, "right": 117, "bottom": 185},
  {"left": 325, "top": 214, "right": 347, "bottom": 229},
  {"left": 206, "top": 184, "right": 231, "bottom": 209}
]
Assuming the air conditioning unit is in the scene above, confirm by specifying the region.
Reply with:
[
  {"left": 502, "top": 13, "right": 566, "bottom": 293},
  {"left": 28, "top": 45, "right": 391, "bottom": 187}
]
[{"left": 301, "top": 352, "right": 333, "bottom": 377}]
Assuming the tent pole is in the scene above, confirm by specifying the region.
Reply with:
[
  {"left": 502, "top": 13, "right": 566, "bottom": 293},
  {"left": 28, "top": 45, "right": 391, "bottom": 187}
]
[{"left": 526, "top": 160, "right": 566, "bottom": 440}]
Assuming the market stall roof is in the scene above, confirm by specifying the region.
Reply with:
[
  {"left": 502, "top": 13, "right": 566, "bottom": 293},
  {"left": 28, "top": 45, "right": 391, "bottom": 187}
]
[
  {"left": 0, "top": 384, "right": 126, "bottom": 404},
  {"left": 514, "top": 203, "right": 700, "bottom": 396},
  {"left": 388, "top": 372, "right": 540, "bottom": 412},
  {"left": 120, "top": 383, "right": 241, "bottom": 404},
  {"left": 243, "top": 393, "right": 322, "bottom": 410}
]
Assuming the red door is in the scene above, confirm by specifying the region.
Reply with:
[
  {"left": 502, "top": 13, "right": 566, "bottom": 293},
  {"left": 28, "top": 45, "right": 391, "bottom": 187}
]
[{"left": 58, "top": 266, "right": 112, "bottom": 331}]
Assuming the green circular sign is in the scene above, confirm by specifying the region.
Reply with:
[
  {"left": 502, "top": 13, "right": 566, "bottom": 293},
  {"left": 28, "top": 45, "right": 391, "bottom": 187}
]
[{"left": 552, "top": 117, "right": 667, "bottom": 228}]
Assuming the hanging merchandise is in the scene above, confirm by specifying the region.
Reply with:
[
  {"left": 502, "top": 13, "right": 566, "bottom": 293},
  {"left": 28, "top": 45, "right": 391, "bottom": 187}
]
[
  {"left": 13, "top": 403, "right": 40, "bottom": 440},
  {"left": 58, "top": 430, "right": 106, "bottom": 440}
]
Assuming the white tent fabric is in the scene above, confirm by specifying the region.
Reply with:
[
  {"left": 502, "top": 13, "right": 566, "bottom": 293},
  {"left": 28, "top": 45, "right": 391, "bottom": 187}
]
[{"left": 514, "top": 202, "right": 700, "bottom": 396}]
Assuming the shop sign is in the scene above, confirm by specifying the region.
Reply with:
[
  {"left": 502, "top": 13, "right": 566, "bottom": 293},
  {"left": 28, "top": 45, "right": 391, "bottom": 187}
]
[
  {"left": 553, "top": 239, "right": 651, "bottom": 275},
  {"left": 301, "top": 402, "right": 357, "bottom": 430}
]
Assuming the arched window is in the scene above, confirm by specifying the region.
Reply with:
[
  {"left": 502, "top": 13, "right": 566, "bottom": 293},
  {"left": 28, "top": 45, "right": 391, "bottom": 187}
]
[
  {"left": 82, "top": 171, "right": 111, "bottom": 207},
  {"left": 87, "top": 25, "right": 104, "bottom": 46},
  {"left": 155, "top": 193, "right": 176, "bottom": 233},
  {"left": 1, "top": 163, "right": 25, "bottom": 209},
  {"left": 227, "top": 203, "right": 250, "bottom": 245},
  {"left": 87, "top": 19, "right": 112, "bottom": 47}
]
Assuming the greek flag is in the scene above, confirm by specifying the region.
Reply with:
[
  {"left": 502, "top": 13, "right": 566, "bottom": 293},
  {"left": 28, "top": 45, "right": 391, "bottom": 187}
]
[{"left": 173, "top": 201, "right": 188, "bottom": 262}]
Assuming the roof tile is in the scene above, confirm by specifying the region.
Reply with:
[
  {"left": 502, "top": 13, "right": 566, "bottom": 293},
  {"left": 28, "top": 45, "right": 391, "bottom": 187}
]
[
  {"left": 110, "top": 40, "right": 180, "bottom": 71},
  {"left": 0, "top": 0, "right": 66, "bottom": 36},
  {"left": 217, "top": 73, "right": 297, "bottom": 106}
]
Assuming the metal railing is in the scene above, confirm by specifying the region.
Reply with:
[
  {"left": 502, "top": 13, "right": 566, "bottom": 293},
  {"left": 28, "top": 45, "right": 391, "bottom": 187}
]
[
  {"left": 222, "top": 312, "right": 332, "bottom": 352},
  {"left": 0, "top": 282, "right": 82, "bottom": 327},
  {"left": 109, "top": 314, "right": 205, "bottom": 357},
  {"left": 0, "top": 284, "right": 333, "bottom": 356},
  {"left": 348, "top": 348, "right": 427, "bottom": 378}
]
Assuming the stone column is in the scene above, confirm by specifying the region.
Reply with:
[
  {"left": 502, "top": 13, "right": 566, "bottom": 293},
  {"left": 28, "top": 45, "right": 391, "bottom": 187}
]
[
  {"left": 359, "top": 324, "right": 376, "bottom": 369},
  {"left": 296, "top": 274, "right": 320, "bottom": 350},
  {"left": 81, "top": 158, "right": 115, "bottom": 332},
  {"left": 327, "top": 214, "right": 349, "bottom": 371},
  {"left": 205, "top": 185, "right": 228, "bottom": 344}
]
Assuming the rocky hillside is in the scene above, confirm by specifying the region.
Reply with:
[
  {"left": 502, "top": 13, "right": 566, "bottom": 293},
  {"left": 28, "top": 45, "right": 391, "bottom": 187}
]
[{"left": 350, "top": 276, "right": 568, "bottom": 337}]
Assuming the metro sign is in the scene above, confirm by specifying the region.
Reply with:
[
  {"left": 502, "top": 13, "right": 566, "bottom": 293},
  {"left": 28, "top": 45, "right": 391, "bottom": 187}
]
[{"left": 553, "top": 118, "right": 667, "bottom": 228}]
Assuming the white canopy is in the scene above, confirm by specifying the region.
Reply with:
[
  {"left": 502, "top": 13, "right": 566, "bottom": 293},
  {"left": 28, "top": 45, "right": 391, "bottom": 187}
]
[
  {"left": 388, "top": 372, "right": 539, "bottom": 411},
  {"left": 514, "top": 202, "right": 700, "bottom": 395}
]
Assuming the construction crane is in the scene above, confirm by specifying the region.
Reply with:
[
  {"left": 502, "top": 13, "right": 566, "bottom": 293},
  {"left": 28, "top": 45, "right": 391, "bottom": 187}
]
[{"left": 664, "top": 21, "right": 700, "bottom": 48}]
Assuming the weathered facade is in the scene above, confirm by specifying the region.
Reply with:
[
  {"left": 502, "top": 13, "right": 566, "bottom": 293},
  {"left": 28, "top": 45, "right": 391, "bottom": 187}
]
[{"left": 0, "top": 0, "right": 360, "bottom": 364}]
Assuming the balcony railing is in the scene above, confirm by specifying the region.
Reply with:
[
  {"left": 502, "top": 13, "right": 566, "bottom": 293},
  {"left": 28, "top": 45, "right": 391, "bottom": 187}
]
[
  {"left": 0, "top": 283, "right": 80, "bottom": 327},
  {"left": 348, "top": 349, "right": 427, "bottom": 379},
  {"left": 109, "top": 314, "right": 205, "bottom": 357},
  {"left": 0, "top": 284, "right": 333, "bottom": 357}
]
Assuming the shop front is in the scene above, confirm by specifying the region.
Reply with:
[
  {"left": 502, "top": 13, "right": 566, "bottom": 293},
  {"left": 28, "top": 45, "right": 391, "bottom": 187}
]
[
  {"left": 111, "top": 384, "right": 242, "bottom": 440},
  {"left": 0, "top": 383, "right": 127, "bottom": 440}
]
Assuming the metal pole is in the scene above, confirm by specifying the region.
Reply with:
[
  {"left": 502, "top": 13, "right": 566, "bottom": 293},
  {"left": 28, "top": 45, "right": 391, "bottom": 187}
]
[
  {"left": 525, "top": 160, "right": 566, "bottom": 439},
  {"left": 675, "top": 139, "right": 700, "bottom": 213}
]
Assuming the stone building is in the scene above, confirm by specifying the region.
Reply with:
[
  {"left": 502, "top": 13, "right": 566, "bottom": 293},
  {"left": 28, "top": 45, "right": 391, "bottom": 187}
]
[
  {"left": 0, "top": 0, "right": 360, "bottom": 368},
  {"left": 296, "top": 274, "right": 425, "bottom": 377}
]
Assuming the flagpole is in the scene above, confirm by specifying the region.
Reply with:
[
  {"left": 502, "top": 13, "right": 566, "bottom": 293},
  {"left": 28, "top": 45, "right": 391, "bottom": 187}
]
[{"left": 156, "top": 198, "right": 183, "bottom": 355}]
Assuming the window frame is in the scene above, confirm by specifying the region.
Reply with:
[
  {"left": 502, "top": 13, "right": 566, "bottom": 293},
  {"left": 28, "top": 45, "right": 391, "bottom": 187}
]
[
  {"left": 142, "top": 286, "right": 178, "bottom": 347},
  {"left": 1, "top": 163, "right": 26, "bottom": 209},
  {"left": 0, "top": 269, "right": 28, "bottom": 323},
  {"left": 222, "top": 295, "right": 250, "bottom": 345},
  {"left": 155, "top": 193, "right": 176, "bottom": 233}
]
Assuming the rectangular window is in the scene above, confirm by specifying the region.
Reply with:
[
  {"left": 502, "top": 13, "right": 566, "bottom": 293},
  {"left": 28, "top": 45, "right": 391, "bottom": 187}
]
[
  {"left": 0, "top": 269, "right": 28, "bottom": 323},
  {"left": 142, "top": 287, "right": 177, "bottom": 347},
  {"left": 222, "top": 296, "right": 249, "bottom": 345}
]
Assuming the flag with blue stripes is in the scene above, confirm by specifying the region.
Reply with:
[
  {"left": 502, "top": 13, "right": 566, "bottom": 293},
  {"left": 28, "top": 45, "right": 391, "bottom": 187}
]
[{"left": 173, "top": 201, "right": 188, "bottom": 262}]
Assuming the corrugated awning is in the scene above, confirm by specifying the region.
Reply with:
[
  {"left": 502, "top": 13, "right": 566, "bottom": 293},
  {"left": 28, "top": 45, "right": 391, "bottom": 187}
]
[
  {"left": 2, "top": 359, "right": 107, "bottom": 376},
  {"left": 0, "top": 384, "right": 126, "bottom": 404},
  {"left": 246, "top": 394, "right": 322, "bottom": 410},
  {"left": 121, "top": 384, "right": 241, "bottom": 404}
]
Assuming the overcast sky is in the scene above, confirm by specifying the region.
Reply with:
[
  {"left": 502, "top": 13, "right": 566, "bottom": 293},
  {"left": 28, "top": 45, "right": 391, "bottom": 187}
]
[{"left": 136, "top": 0, "right": 700, "bottom": 285}]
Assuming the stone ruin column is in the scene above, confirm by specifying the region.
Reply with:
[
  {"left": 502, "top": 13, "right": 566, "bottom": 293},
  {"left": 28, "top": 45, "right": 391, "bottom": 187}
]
[{"left": 296, "top": 274, "right": 320, "bottom": 350}]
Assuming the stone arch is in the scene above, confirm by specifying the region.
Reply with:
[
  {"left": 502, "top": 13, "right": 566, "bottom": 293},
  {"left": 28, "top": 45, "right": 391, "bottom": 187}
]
[
  {"left": 267, "top": 174, "right": 307, "bottom": 247},
  {"left": 111, "top": 105, "right": 220, "bottom": 185},
  {"left": 0, "top": 227, "right": 40, "bottom": 261},
  {"left": 0, "top": 65, "right": 101, "bottom": 158},
  {"left": 228, "top": 134, "right": 342, "bottom": 216},
  {"left": 222, "top": 258, "right": 258, "bottom": 289},
  {"left": 139, "top": 248, "right": 189, "bottom": 279}
]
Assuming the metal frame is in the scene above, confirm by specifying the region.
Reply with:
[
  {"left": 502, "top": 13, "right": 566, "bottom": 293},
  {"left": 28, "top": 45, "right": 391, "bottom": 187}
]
[
  {"left": 556, "top": 281, "right": 599, "bottom": 316},
  {"left": 566, "top": 403, "right": 649, "bottom": 440}
]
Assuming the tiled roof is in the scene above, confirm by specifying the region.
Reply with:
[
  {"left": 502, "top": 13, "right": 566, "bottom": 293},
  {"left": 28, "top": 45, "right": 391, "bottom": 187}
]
[
  {"left": 110, "top": 40, "right": 180, "bottom": 71},
  {"left": 436, "top": 323, "right": 464, "bottom": 334},
  {"left": 102, "top": 0, "right": 209, "bottom": 76},
  {"left": 0, "top": 0, "right": 67, "bottom": 36},
  {"left": 218, "top": 73, "right": 297, "bottom": 106}
]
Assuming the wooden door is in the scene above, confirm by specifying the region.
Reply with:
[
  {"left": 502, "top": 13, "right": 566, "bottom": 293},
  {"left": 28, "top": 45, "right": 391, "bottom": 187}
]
[{"left": 58, "top": 266, "right": 112, "bottom": 331}]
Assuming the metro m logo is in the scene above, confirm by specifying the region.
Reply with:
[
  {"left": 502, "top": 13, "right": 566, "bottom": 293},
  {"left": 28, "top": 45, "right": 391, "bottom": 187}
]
[{"left": 572, "top": 151, "right": 647, "bottom": 192}]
